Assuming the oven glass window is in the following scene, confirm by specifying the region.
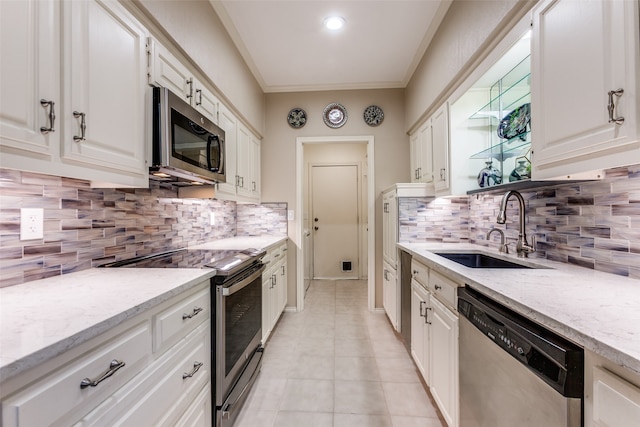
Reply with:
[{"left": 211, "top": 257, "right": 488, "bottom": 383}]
[
  {"left": 171, "top": 109, "right": 222, "bottom": 172},
  {"left": 225, "top": 275, "right": 262, "bottom": 376}
]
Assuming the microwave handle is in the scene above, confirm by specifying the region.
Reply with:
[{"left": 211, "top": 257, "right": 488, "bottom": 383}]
[{"left": 206, "top": 135, "right": 219, "bottom": 171}]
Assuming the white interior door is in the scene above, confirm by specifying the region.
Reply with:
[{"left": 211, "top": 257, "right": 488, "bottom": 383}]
[{"left": 311, "top": 164, "right": 359, "bottom": 279}]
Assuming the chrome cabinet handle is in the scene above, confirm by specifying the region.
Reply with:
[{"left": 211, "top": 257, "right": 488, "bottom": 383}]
[
  {"left": 252, "top": 181, "right": 256, "bottom": 191},
  {"left": 607, "top": 89, "right": 624, "bottom": 124},
  {"left": 425, "top": 306, "right": 432, "bottom": 324},
  {"left": 73, "top": 111, "right": 86, "bottom": 142},
  {"left": 182, "top": 307, "right": 203, "bottom": 320},
  {"left": 419, "top": 300, "right": 426, "bottom": 317},
  {"left": 80, "top": 359, "right": 125, "bottom": 389},
  {"left": 434, "top": 284, "right": 442, "bottom": 291},
  {"left": 195, "top": 88, "right": 202, "bottom": 106},
  {"left": 440, "top": 168, "right": 446, "bottom": 181},
  {"left": 281, "top": 265, "right": 285, "bottom": 276},
  {"left": 186, "top": 78, "right": 193, "bottom": 100},
  {"left": 182, "top": 361, "right": 203, "bottom": 379},
  {"left": 40, "top": 99, "right": 55, "bottom": 133},
  {"left": 271, "top": 274, "right": 276, "bottom": 288}
]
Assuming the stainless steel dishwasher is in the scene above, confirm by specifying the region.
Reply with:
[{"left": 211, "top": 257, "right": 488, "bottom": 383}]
[{"left": 458, "top": 287, "right": 583, "bottom": 427}]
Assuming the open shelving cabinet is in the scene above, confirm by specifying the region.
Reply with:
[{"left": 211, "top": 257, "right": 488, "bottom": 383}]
[{"left": 469, "top": 55, "right": 531, "bottom": 181}]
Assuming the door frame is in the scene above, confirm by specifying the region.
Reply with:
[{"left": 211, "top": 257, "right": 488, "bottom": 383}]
[{"left": 296, "top": 136, "right": 375, "bottom": 312}]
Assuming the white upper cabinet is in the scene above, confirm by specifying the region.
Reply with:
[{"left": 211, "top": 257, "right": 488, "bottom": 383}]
[
  {"left": 215, "top": 105, "right": 261, "bottom": 203},
  {"left": 531, "top": 0, "right": 640, "bottom": 179},
  {"left": 148, "top": 39, "right": 219, "bottom": 124},
  {"left": 432, "top": 103, "right": 450, "bottom": 195},
  {"left": 0, "top": 0, "right": 60, "bottom": 158},
  {"left": 410, "top": 123, "right": 434, "bottom": 184},
  {"left": 1, "top": 0, "right": 148, "bottom": 187},
  {"left": 62, "top": 0, "right": 148, "bottom": 179}
]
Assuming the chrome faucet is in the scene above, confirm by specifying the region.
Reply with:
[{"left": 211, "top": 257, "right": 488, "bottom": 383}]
[
  {"left": 497, "top": 190, "right": 535, "bottom": 257},
  {"left": 486, "top": 228, "right": 508, "bottom": 254}
]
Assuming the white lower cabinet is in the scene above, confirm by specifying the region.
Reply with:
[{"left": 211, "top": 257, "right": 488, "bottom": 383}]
[
  {"left": 411, "top": 280, "right": 430, "bottom": 383},
  {"left": 585, "top": 349, "right": 640, "bottom": 427},
  {"left": 410, "top": 259, "right": 459, "bottom": 427},
  {"left": 383, "top": 260, "right": 398, "bottom": 330},
  {"left": 429, "top": 295, "right": 459, "bottom": 427},
  {"left": 262, "top": 241, "right": 288, "bottom": 343},
  {"left": 1, "top": 282, "right": 211, "bottom": 427}
]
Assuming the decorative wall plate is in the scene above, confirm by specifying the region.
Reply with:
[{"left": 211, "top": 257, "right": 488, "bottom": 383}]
[
  {"left": 287, "top": 108, "right": 307, "bottom": 128},
  {"left": 323, "top": 103, "right": 348, "bottom": 128},
  {"left": 363, "top": 105, "right": 384, "bottom": 126}
]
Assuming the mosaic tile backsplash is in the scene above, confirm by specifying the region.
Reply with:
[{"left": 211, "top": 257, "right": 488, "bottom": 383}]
[
  {"left": 398, "top": 165, "right": 640, "bottom": 280},
  {"left": 0, "top": 169, "right": 287, "bottom": 287}
]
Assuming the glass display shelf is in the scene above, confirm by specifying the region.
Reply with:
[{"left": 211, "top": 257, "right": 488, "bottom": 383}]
[
  {"left": 470, "top": 132, "right": 530, "bottom": 161},
  {"left": 469, "top": 56, "right": 531, "bottom": 121}
]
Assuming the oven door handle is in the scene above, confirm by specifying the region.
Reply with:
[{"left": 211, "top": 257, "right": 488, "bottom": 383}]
[
  {"left": 221, "top": 348, "right": 264, "bottom": 421},
  {"left": 221, "top": 265, "right": 265, "bottom": 296}
]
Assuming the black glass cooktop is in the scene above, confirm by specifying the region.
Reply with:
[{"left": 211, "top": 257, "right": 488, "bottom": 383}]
[{"left": 99, "top": 248, "right": 265, "bottom": 275}]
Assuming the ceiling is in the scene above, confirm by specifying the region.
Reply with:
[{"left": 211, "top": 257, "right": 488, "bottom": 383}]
[{"left": 210, "top": 0, "right": 453, "bottom": 93}]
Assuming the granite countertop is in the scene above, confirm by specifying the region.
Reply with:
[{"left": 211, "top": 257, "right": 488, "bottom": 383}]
[
  {"left": 0, "top": 235, "right": 287, "bottom": 383},
  {"left": 398, "top": 242, "right": 640, "bottom": 376}
]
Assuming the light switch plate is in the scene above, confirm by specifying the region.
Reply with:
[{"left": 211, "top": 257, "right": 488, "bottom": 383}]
[
  {"left": 20, "top": 208, "right": 44, "bottom": 240},
  {"left": 287, "top": 210, "right": 294, "bottom": 221}
]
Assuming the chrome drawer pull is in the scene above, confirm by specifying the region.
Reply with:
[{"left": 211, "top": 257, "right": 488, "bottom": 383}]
[
  {"left": 80, "top": 359, "right": 125, "bottom": 389},
  {"left": 40, "top": 99, "right": 55, "bottom": 133},
  {"left": 182, "top": 307, "right": 203, "bottom": 320},
  {"left": 183, "top": 361, "right": 203, "bottom": 379},
  {"left": 607, "top": 89, "right": 625, "bottom": 124},
  {"left": 73, "top": 111, "right": 86, "bottom": 142},
  {"left": 434, "top": 284, "right": 442, "bottom": 291}
]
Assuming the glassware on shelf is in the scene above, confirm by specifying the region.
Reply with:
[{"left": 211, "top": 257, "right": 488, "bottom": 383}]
[
  {"left": 477, "top": 161, "right": 502, "bottom": 188},
  {"left": 508, "top": 153, "right": 531, "bottom": 182}
]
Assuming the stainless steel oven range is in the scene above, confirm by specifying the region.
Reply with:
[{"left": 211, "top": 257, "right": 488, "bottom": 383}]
[{"left": 101, "top": 247, "right": 266, "bottom": 427}]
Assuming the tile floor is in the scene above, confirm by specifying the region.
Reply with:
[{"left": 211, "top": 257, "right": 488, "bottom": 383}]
[{"left": 234, "top": 279, "right": 445, "bottom": 427}]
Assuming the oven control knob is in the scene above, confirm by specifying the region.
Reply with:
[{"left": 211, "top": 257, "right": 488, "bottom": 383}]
[{"left": 517, "top": 347, "right": 524, "bottom": 355}]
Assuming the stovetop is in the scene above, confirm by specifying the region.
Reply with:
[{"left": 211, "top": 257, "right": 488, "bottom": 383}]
[{"left": 99, "top": 248, "right": 265, "bottom": 276}]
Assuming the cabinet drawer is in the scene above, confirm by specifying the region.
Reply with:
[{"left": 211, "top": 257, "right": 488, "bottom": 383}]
[
  {"left": 2, "top": 322, "right": 151, "bottom": 427},
  {"left": 76, "top": 323, "right": 210, "bottom": 427},
  {"left": 428, "top": 270, "right": 458, "bottom": 311},
  {"left": 154, "top": 288, "right": 210, "bottom": 353},
  {"left": 411, "top": 260, "right": 429, "bottom": 286}
]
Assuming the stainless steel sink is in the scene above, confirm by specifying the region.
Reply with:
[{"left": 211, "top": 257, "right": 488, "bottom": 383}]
[{"left": 434, "top": 252, "right": 533, "bottom": 269}]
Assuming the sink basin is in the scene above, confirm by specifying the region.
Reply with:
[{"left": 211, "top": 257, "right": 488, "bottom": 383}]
[{"left": 433, "top": 252, "right": 533, "bottom": 269}]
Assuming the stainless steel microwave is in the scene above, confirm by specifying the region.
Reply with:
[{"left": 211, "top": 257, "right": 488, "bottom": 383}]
[{"left": 151, "top": 87, "right": 225, "bottom": 184}]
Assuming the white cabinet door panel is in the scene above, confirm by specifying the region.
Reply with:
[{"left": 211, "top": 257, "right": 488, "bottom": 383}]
[
  {"left": 63, "top": 0, "right": 147, "bottom": 176},
  {"left": 531, "top": 0, "right": 640, "bottom": 179},
  {"left": 0, "top": 0, "right": 59, "bottom": 158}
]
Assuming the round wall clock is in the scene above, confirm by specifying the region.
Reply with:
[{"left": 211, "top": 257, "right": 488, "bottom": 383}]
[
  {"left": 287, "top": 108, "right": 307, "bottom": 128},
  {"left": 363, "top": 105, "right": 384, "bottom": 126},
  {"left": 323, "top": 103, "right": 348, "bottom": 128}
]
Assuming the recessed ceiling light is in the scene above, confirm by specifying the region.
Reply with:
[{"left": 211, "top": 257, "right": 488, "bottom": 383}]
[{"left": 324, "top": 16, "right": 345, "bottom": 31}]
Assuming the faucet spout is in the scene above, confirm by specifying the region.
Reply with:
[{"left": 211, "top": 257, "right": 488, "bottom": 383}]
[
  {"left": 486, "top": 228, "right": 508, "bottom": 253},
  {"left": 497, "top": 190, "right": 535, "bottom": 257}
]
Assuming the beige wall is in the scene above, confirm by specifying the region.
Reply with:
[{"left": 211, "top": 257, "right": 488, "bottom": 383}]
[
  {"left": 132, "top": 0, "right": 265, "bottom": 135},
  {"left": 263, "top": 89, "right": 408, "bottom": 308},
  {"left": 405, "top": 0, "right": 535, "bottom": 132}
]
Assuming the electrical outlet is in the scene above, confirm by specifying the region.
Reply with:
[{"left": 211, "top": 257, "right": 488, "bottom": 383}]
[
  {"left": 20, "top": 208, "right": 44, "bottom": 240},
  {"left": 287, "top": 209, "right": 294, "bottom": 221},
  {"left": 210, "top": 212, "right": 216, "bottom": 225}
]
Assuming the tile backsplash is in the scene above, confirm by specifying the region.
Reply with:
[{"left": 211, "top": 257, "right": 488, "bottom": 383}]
[
  {"left": 0, "top": 169, "right": 287, "bottom": 287},
  {"left": 398, "top": 165, "right": 640, "bottom": 280}
]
